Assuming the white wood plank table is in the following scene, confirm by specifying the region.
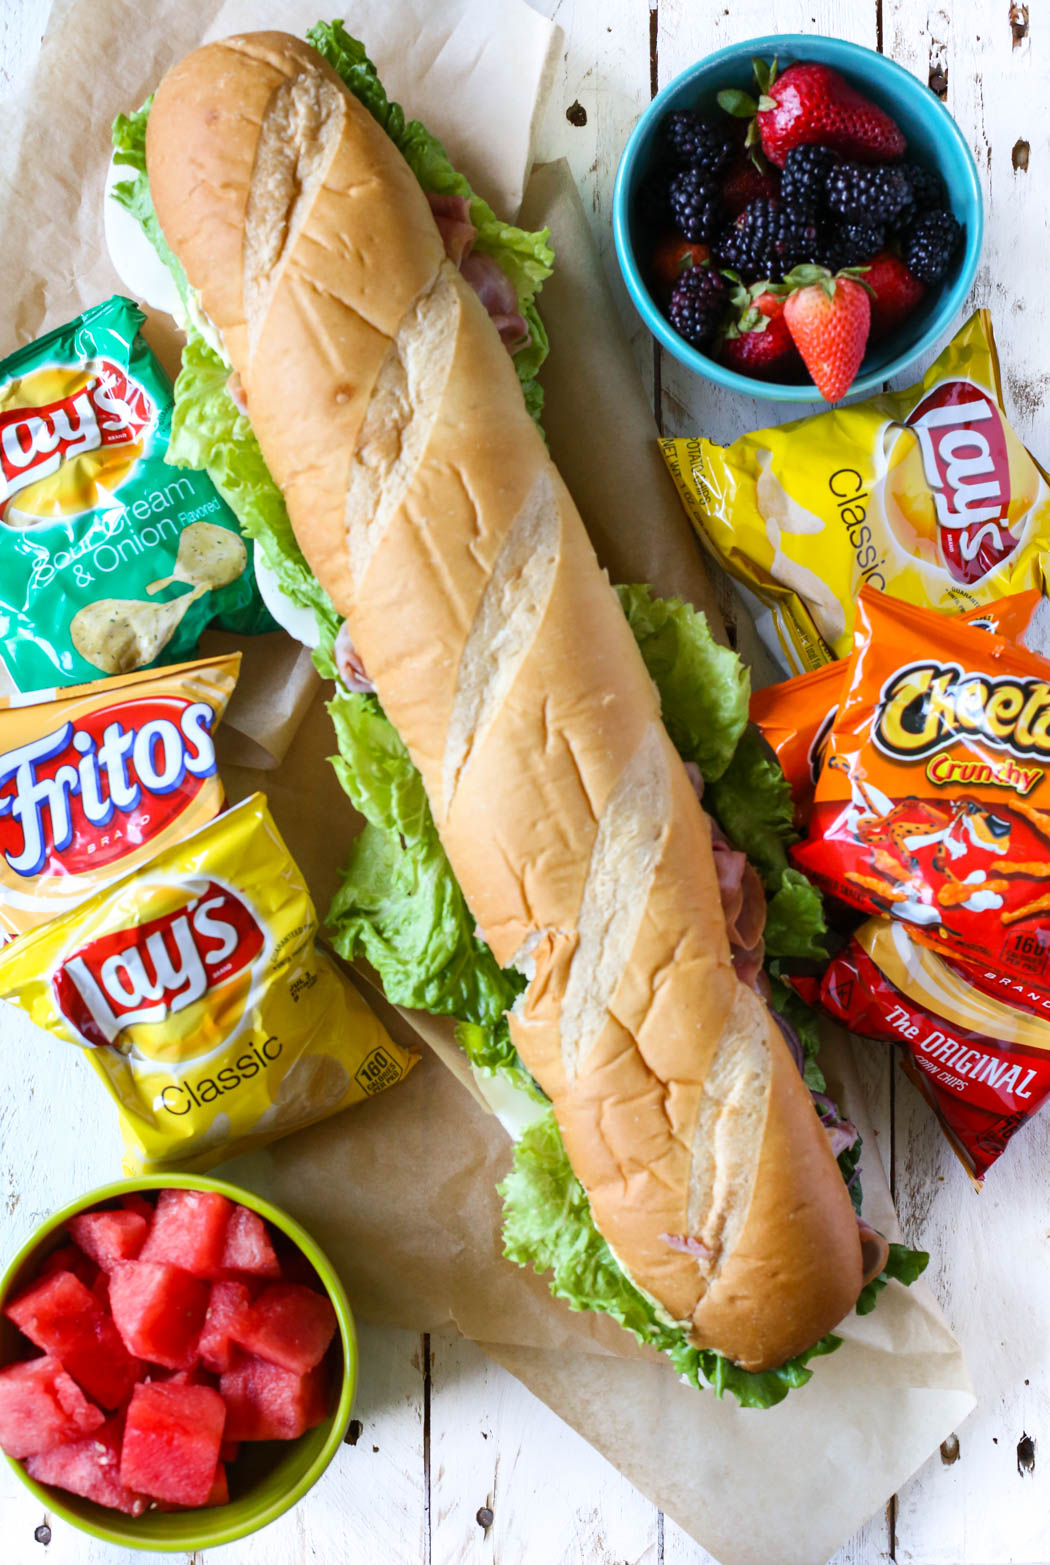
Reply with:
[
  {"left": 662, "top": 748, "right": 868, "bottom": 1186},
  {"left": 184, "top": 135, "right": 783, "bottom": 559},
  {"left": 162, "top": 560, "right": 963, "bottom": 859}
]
[{"left": 1, "top": 1, "right": 1048, "bottom": 1562}]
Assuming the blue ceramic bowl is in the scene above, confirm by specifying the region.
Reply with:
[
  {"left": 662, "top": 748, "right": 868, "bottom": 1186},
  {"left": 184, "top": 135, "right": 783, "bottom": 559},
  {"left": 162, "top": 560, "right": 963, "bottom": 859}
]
[{"left": 613, "top": 34, "right": 982, "bottom": 401}]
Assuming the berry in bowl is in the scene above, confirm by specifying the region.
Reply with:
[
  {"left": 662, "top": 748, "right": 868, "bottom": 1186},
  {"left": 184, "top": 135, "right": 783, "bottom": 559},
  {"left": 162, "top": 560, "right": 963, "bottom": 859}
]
[
  {"left": 0, "top": 1176, "right": 356, "bottom": 1551},
  {"left": 613, "top": 35, "right": 982, "bottom": 401}
]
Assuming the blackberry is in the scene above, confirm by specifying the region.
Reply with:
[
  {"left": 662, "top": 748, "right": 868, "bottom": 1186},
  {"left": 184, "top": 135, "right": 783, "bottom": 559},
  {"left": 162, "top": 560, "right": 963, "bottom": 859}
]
[
  {"left": 715, "top": 199, "right": 822, "bottom": 283},
  {"left": 662, "top": 110, "right": 735, "bottom": 175},
  {"left": 894, "top": 162, "right": 949, "bottom": 231},
  {"left": 668, "top": 266, "right": 728, "bottom": 349},
  {"left": 780, "top": 144, "right": 839, "bottom": 218},
  {"left": 825, "top": 220, "right": 886, "bottom": 270},
  {"left": 635, "top": 166, "right": 673, "bottom": 230},
  {"left": 668, "top": 167, "right": 724, "bottom": 243},
  {"left": 826, "top": 162, "right": 911, "bottom": 223},
  {"left": 903, "top": 209, "right": 961, "bottom": 284}
]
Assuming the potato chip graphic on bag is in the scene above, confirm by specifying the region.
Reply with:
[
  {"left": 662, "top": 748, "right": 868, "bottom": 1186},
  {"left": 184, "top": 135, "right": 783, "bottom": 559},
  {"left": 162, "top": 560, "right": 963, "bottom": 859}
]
[
  {"left": 883, "top": 380, "right": 1044, "bottom": 584},
  {"left": 661, "top": 311, "right": 1050, "bottom": 674},
  {"left": 0, "top": 793, "right": 416, "bottom": 1173}
]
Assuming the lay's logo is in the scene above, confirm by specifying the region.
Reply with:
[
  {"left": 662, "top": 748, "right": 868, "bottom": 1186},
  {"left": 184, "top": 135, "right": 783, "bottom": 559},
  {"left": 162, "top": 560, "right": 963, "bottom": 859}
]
[
  {"left": 0, "top": 360, "right": 154, "bottom": 520},
  {"left": 0, "top": 696, "right": 218, "bottom": 881},
  {"left": 907, "top": 381, "right": 1017, "bottom": 586},
  {"left": 52, "top": 881, "right": 264, "bottom": 1048}
]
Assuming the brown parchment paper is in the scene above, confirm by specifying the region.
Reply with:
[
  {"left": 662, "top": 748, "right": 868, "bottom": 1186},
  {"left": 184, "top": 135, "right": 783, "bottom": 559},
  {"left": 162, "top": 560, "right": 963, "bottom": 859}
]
[{"left": 0, "top": 4, "right": 973, "bottom": 1562}]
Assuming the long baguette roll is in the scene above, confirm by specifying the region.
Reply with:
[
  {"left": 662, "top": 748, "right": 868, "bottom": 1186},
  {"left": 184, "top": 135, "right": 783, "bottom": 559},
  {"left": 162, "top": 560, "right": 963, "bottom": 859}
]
[{"left": 147, "top": 32, "right": 865, "bottom": 1370}]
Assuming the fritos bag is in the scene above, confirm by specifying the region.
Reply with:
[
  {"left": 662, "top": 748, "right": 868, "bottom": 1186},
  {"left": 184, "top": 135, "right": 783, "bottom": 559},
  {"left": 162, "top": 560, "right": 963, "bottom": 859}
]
[
  {"left": 0, "top": 295, "right": 273, "bottom": 690},
  {"left": 794, "top": 590, "right": 1050, "bottom": 987},
  {"left": 661, "top": 311, "right": 1050, "bottom": 672},
  {"left": 797, "top": 917, "right": 1050, "bottom": 1184},
  {"left": 0, "top": 793, "right": 416, "bottom": 1172},
  {"left": 752, "top": 589, "right": 1050, "bottom": 825},
  {"left": 0, "top": 653, "right": 240, "bottom": 942}
]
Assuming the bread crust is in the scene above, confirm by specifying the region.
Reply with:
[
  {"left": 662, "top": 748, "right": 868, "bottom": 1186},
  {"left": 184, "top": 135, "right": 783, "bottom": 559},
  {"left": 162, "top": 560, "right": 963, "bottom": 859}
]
[{"left": 147, "top": 31, "right": 864, "bottom": 1370}]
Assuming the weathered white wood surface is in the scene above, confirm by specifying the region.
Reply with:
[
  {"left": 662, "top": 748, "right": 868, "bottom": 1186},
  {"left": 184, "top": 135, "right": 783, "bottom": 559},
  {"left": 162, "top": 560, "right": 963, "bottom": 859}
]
[{"left": 1, "top": 0, "right": 1048, "bottom": 1561}]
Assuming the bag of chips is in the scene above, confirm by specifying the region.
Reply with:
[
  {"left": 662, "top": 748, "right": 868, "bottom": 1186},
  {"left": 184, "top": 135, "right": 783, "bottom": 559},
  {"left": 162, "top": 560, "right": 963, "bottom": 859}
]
[
  {"left": 0, "top": 793, "right": 416, "bottom": 1172},
  {"left": 661, "top": 312, "right": 1050, "bottom": 673},
  {"left": 797, "top": 917, "right": 1050, "bottom": 1185},
  {"left": 0, "top": 653, "right": 240, "bottom": 943},
  {"left": 0, "top": 295, "right": 273, "bottom": 690},
  {"left": 794, "top": 590, "right": 1050, "bottom": 988},
  {"left": 751, "top": 589, "right": 1050, "bottom": 825}
]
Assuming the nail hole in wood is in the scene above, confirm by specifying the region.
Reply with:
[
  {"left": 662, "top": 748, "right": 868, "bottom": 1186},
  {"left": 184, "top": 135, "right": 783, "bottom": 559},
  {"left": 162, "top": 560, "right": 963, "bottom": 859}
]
[
  {"left": 565, "top": 100, "right": 587, "bottom": 127},
  {"left": 477, "top": 1506, "right": 494, "bottom": 1529},
  {"left": 344, "top": 1418, "right": 363, "bottom": 1446},
  {"left": 34, "top": 1524, "right": 50, "bottom": 1546},
  {"left": 1010, "top": 4, "right": 1029, "bottom": 47},
  {"left": 1017, "top": 1432, "right": 1036, "bottom": 1476},
  {"left": 1013, "top": 139, "right": 1030, "bottom": 172},
  {"left": 940, "top": 1434, "right": 960, "bottom": 1465}
]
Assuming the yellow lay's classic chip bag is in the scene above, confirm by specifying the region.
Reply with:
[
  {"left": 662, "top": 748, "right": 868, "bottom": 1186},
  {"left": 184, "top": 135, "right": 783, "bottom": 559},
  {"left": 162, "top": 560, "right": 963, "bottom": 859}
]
[
  {"left": 0, "top": 653, "right": 240, "bottom": 943},
  {"left": 0, "top": 793, "right": 416, "bottom": 1172},
  {"left": 661, "top": 312, "right": 1050, "bottom": 673}
]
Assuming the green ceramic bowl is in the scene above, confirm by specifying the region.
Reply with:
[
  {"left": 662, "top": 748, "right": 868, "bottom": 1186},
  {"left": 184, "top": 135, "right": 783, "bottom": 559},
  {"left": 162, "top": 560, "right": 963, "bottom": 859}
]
[{"left": 0, "top": 1173, "right": 357, "bottom": 1550}]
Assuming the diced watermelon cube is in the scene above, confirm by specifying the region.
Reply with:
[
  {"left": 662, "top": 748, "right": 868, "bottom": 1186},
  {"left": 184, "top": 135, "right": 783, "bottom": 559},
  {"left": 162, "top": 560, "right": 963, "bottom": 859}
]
[
  {"left": 219, "top": 1438, "right": 240, "bottom": 1462},
  {"left": 274, "top": 1240, "right": 321, "bottom": 1288},
  {"left": 68, "top": 1210, "right": 148, "bottom": 1272},
  {"left": 40, "top": 1244, "right": 97, "bottom": 1287},
  {"left": 230, "top": 1284, "right": 337, "bottom": 1374},
  {"left": 205, "top": 1461, "right": 229, "bottom": 1506},
  {"left": 122, "top": 1193, "right": 155, "bottom": 1224},
  {"left": 151, "top": 1363, "right": 218, "bottom": 1388},
  {"left": 109, "top": 1262, "right": 209, "bottom": 1371},
  {"left": 219, "top": 1355, "right": 329, "bottom": 1442},
  {"left": 0, "top": 1357, "right": 105, "bottom": 1458},
  {"left": 120, "top": 1381, "right": 226, "bottom": 1507},
  {"left": 26, "top": 1413, "right": 148, "bottom": 1515},
  {"left": 139, "top": 1189, "right": 233, "bottom": 1278},
  {"left": 92, "top": 1271, "right": 111, "bottom": 1311},
  {"left": 5, "top": 1271, "right": 140, "bottom": 1408},
  {"left": 198, "top": 1281, "right": 255, "bottom": 1375},
  {"left": 215, "top": 1206, "right": 280, "bottom": 1280}
]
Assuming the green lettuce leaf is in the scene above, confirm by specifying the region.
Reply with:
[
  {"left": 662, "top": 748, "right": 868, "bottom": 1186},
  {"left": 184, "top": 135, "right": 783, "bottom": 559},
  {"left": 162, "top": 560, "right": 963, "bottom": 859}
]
[
  {"left": 307, "top": 19, "right": 553, "bottom": 402},
  {"left": 856, "top": 1242, "right": 930, "bottom": 1315},
  {"left": 500, "top": 1109, "right": 843, "bottom": 1409},
  {"left": 615, "top": 584, "right": 748, "bottom": 780},
  {"left": 325, "top": 691, "right": 522, "bottom": 1028},
  {"left": 706, "top": 726, "right": 827, "bottom": 960},
  {"left": 765, "top": 868, "right": 828, "bottom": 961},
  {"left": 111, "top": 102, "right": 193, "bottom": 313},
  {"left": 769, "top": 974, "right": 826, "bottom": 1093},
  {"left": 166, "top": 335, "right": 341, "bottom": 640}
]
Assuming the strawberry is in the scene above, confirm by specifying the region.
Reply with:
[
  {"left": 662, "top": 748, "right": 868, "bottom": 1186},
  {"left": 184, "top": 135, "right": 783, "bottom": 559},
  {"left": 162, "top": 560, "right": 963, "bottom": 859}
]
[
  {"left": 720, "top": 152, "right": 781, "bottom": 218},
  {"left": 862, "top": 251, "right": 925, "bottom": 338},
  {"left": 648, "top": 234, "right": 711, "bottom": 297},
  {"left": 781, "top": 265, "right": 872, "bottom": 400},
  {"left": 720, "top": 279, "right": 803, "bottom": 381},
  {"left": 719, "top": 58, "right": 905, "bottom": 169}
]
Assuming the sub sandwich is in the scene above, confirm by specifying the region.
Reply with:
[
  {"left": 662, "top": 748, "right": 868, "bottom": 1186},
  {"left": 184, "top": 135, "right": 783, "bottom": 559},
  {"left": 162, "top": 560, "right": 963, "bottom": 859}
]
[{"left": 111, "top": 22, "right": 925, "bottom": 1404}]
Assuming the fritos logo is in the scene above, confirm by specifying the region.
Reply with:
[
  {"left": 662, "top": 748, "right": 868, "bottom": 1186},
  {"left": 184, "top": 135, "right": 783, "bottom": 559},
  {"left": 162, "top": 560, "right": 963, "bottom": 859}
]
[
  {"left": 0, "top": 696, "right": 218, "bottom": 881},
  {"left": 52, "top": 881, "right": 264, "bottom": 1048},
  {"left": 874, "top": 659, "right": 1050, "bottom": 765},
  {"left": 906, "top": 381, "right": 1017, "bottom": 586},
  {"left": 0, "top": 360, "right": 154, "bottom": 521}
]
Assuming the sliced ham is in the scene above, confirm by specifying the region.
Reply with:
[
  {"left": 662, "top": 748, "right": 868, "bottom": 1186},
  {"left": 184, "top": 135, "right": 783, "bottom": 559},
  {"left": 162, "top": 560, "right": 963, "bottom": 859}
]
[
  {"left": 425, "top": 192, "right": 532, "bottom": 354},
  {"left": 660, "top": 1233, "right": 714, "bottom": 1262},
  {"left": 334, "top": 620, "right": 375, "bottom": 694},
  {"left": 708, "top": 817, "right": 767, "bottom": 992},
  {"left": 425, "top": 191, "right": 477, "bottom": 268},
  {"left": 460, "top": 253, "right": 531, "bottom": 353}
]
